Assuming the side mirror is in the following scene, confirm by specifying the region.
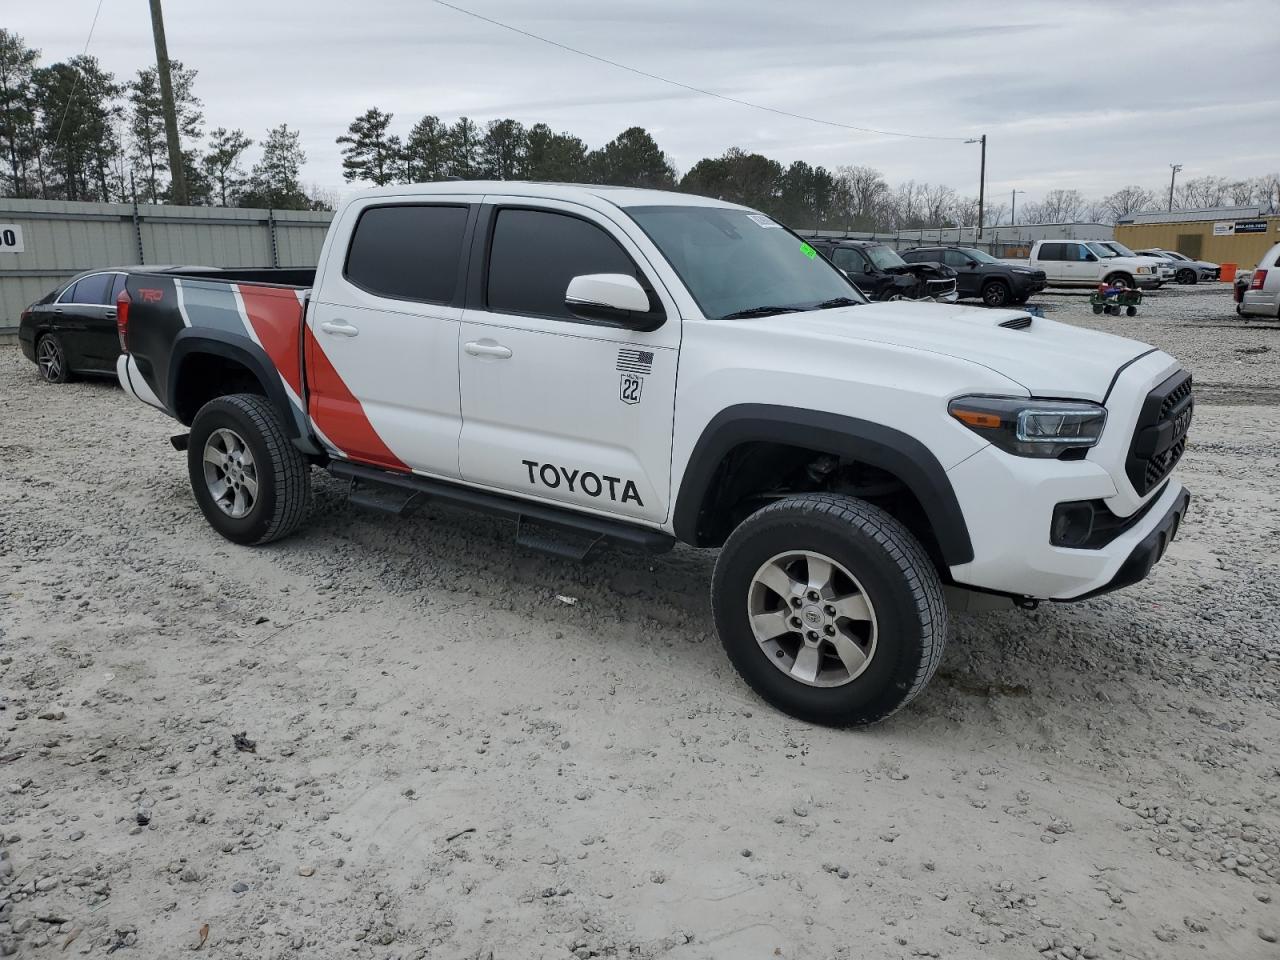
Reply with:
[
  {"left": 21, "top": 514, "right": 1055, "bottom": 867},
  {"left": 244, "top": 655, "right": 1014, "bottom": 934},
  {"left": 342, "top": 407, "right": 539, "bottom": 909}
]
[
  {"left": 1084, "top": 253, "right": 1098, "bottom": 262},
  {"left": 564, "top": 273, "right": 662, "bottom": 329}
]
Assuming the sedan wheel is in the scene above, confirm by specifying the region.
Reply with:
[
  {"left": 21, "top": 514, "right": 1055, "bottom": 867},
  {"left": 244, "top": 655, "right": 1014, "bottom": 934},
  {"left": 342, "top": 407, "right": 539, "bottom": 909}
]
[{"left": 36, "top": 335, "right": 69, "bottom": 383}]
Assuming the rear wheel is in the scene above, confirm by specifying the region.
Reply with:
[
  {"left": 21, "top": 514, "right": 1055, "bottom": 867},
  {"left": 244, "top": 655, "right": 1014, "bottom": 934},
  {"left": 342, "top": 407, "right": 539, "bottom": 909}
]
[
  {"left": 36, "top": 334, "right": 71, "bottom": 383},
  {"left": 981, "top": 280, "right": 1011, "bottom": 308},
  {"left": 712, "top": 494, "right": 947, "bottom": 726},
  {"left": 188, "top": 393, "right": 311, "bottom": 545}
]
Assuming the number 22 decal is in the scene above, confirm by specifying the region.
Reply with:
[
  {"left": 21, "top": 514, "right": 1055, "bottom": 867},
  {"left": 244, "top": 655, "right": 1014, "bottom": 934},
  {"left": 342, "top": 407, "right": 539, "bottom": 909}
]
[{"left": 619, "top": 373, "right": 643, "bottom": 405}]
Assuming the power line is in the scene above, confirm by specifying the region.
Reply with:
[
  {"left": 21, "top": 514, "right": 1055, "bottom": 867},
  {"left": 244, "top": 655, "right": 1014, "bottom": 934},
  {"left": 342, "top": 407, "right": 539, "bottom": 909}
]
[
  {"left": 53, "top": 0, "right": 108, "bottom": 149},
  {"left": 429, "top": 0, "right": 971, "bottom": 143}
]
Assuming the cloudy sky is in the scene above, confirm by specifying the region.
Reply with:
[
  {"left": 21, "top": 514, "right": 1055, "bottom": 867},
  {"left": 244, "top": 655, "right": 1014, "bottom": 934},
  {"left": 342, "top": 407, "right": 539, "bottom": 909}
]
[{"left": 12, "top": 0, "right": 1280, "bottom": 205}]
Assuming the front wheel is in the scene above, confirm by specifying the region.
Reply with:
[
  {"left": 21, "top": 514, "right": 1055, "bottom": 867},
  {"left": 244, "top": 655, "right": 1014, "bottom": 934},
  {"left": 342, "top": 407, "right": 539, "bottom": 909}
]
[
  {"left": 1104, "top": 273, "right": 1134, "bottom": 291},
  {"left": 188, "top": 393, "right": 311, "bottom": 545},
  {"left": 981, "top": 280, "right": 1011, "bottom": 307},
  {"left": 712, "top": 494, "right": 947, "bottom": 726},
  {"left": 1176, "top": 269, "right": 1197, "bottom": 285}
]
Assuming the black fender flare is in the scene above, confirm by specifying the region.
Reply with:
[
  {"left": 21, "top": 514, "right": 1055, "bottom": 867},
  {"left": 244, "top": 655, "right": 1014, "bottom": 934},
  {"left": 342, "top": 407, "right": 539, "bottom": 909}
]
[
  {"left": 168, "top": 328, "right": 301, "bottom": 439},
  {"left": 672, "top": 404, "right": 974, "bottom": 566}
]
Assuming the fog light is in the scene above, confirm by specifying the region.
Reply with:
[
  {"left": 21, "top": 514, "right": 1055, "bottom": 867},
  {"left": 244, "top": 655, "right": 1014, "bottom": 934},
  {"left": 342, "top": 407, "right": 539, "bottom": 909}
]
[{"left": 1051, "top": 502, "right": 1096, "bottom": 548}]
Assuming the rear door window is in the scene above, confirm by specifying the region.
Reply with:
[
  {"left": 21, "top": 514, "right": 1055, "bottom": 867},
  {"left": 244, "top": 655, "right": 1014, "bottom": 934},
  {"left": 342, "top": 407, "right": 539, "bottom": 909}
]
[
  {"left": 344, "top": 204, "right": 469, "bottom": 303},
  {"left": 486, "top": 207, "right": 640, "bottom": 321},
  {"left": 1038, "top": 243, "right": 1063, "bottom": 261},
  {"left": 62, "top": 273, "right": 113, "bottom": 305}
]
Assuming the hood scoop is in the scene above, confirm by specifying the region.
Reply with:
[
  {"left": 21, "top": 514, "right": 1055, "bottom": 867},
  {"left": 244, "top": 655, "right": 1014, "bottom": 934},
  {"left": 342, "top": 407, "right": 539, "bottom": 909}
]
[{"left": 998, "top": 315, "right": 1033, "bottom": 330}]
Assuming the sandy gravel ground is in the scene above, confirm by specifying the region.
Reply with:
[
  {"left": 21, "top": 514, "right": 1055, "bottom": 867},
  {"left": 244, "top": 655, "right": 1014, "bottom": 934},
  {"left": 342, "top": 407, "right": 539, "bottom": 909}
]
[{"left": 1, "top": 284, "right": 1278, "bottom": 959}]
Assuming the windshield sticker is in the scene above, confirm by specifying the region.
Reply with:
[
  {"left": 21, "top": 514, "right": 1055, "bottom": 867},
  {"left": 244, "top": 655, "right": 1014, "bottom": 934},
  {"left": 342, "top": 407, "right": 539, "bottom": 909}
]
[
  {"left": 800, "top": 242, "right": 817, "bottom": 260},
  {"left": 747, "top": 213, "right": 781, "bottom": 228}
]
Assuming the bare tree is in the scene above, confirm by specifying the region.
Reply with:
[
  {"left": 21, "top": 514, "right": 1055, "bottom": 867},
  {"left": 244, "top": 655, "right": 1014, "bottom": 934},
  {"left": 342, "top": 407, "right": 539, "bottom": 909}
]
[
  {"left": 833, "top": 164, "right": 890, "bottom": 229},
  {"left": 890, "top": 180, "right": 923, "bottom": 228},
  {"left": 1020, "top": 188, "right": 1086, "bottom": 224},
  {"left": 982, "top": 200, "right": 1007, "bottom": 228},
  {"left": 1175, "top": 175, "right": 1230, "bottom": 209},
  {"left": 1097, "top": 185, "right": 1157, "bottom": 223},
  {"left": 920, "top": 181, "right": 957, "bottom": 225}
]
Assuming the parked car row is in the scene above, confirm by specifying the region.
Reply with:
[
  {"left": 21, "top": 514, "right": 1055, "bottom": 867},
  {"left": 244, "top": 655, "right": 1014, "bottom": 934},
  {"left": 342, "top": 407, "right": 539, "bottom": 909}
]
[
  {"left": 804, "top": 238, "right": 959, "bottom": 303},
  {"left": 1136, "top": 248, "right": 1221, "bottom": 284}
]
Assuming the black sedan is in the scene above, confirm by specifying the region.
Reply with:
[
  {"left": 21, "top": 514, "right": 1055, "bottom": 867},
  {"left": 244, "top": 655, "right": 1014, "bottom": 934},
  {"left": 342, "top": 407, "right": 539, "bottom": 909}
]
[
  {"left": 18, "top": 269, "right": 133, "bottom": 383},
  {"left": 901, "top": 246, "right": 1046, "bottom": 307}
]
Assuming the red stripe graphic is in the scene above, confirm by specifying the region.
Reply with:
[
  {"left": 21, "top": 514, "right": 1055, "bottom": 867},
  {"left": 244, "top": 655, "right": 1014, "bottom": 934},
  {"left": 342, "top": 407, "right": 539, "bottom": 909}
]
[
  {"left": 302, "top": 323, "right": 409, "bottom": 472},
  {"left": 237, "top": 284, "right": 303, "bottom": 397}
]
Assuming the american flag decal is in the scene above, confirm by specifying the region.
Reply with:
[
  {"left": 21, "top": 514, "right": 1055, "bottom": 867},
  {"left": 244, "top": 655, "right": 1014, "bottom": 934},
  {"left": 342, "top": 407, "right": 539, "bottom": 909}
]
[{"left": 616, "top": 348, "right": 654, "bottom": 374}]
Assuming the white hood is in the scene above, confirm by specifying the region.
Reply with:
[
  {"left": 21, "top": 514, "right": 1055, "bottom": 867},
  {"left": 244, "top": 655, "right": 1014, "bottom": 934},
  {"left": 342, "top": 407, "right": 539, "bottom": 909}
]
[{"left": 753, "top": 301, "right": 1155, "bottom": 402}]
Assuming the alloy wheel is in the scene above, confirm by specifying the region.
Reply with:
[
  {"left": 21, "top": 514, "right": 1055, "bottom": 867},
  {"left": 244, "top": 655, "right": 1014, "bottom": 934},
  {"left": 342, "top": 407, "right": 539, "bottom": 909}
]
[
  {"left": 747, "top": 550, "right": 878, "bottom": 688},
  {"left": 36, "top": 337, "right": 62, "bottom": 381},
  {"left": 202, "top": 427, "right": 259, "bottom": 518}
]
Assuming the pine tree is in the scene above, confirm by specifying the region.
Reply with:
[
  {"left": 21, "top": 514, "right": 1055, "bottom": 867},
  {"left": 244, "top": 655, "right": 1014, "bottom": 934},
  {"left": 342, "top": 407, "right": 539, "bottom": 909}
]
[
  {"left": 128, "top": 61, "right": 202, "bottom": 202},
  {"left": 0, "top": 29, "right": 40, "bottom": 198},
  {"left": 403, "top": 115, "right": 448, "bottom": 183},
  {"left": 525, "top": 123, "right": 588, "bottom": 182},
  {"left": 479, "top": 118, "right": 527, "bottom": 180},
  {"left": 587, "top": 127, "right": 676, "bottom": 189},
  {"left": 202, "top": 127, "right": 252, "bottom": 206},
  {"left": 241, "top": 123, "right": 310, "bottom": 210},
  {"left": 444, "top": 117, "right": 481, "bottom": 178},
  {"left": 336, "top": 107, "right": 402, "bottom": 186},
  {"left": 32, "top": 55, "right": 122, "bottom": 201}
]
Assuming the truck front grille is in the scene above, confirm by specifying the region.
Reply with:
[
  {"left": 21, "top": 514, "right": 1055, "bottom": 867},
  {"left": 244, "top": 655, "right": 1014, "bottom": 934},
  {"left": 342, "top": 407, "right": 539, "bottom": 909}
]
[{"left": 1126, "top": 370, "right": 1193, "bottom": 496}]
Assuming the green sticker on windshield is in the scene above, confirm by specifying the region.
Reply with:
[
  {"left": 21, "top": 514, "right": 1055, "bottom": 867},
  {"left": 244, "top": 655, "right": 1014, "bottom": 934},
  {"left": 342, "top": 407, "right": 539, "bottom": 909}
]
[{"left": 800, "top": 242, "right": 817, "bottom": 260}]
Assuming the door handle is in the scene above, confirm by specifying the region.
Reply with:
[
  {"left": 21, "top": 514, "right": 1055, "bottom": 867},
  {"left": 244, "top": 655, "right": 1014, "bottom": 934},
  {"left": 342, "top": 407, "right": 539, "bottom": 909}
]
[
  {"left": 464, "top": 340, "right": 512, "bottom": 359},
  {"left": 320, "top": 320, "right": 359, "bottom": 338},
  {"left": 105, "top": 309, "right": 116, "bottom": 319}
]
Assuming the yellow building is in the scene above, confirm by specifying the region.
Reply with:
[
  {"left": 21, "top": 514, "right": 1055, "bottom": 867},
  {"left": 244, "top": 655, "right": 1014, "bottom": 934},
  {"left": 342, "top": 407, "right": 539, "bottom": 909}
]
[{"left": 1115, "top": 206, "right": 1279, "bottom": 271}]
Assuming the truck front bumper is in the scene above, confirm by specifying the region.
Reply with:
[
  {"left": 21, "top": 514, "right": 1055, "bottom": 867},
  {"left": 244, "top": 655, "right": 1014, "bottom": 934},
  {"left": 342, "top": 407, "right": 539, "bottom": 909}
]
[
  {"left": 1075, "top": 488, "right": 1190, "bottom": 599},
  {"left": 944, "top": 446, "right": 1190, "bottom": 601}
]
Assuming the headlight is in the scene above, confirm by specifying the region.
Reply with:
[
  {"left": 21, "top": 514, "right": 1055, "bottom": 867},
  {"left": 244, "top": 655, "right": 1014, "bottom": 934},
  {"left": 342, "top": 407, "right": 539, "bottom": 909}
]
[
  {"left": 948, "top": 396, "right": 1107, "bottom": 458},
  {"left": 1136, "top": 267, "right": 1150, "bottom": 274}
]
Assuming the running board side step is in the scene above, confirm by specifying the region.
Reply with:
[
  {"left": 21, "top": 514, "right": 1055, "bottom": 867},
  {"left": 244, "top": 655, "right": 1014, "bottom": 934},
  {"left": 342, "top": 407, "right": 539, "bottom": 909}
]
[{"left": 328, "top": 461, "right": 674, "bottom": 557}]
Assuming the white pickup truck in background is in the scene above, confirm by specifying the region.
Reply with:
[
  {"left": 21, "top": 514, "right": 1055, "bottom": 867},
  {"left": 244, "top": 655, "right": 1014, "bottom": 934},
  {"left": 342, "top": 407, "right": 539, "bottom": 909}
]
[{"left": 1015, "top": 240, "right": 1163, "bottom": 290}]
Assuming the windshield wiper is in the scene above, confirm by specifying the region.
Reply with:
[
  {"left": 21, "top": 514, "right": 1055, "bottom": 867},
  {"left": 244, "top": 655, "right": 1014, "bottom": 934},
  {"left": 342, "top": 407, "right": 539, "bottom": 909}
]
[
  {"left": 717, "top": 305, "right": 804, "bottom": 320},
  {"left": 811, "top": 296, "right": 861, "bottom": 310}
]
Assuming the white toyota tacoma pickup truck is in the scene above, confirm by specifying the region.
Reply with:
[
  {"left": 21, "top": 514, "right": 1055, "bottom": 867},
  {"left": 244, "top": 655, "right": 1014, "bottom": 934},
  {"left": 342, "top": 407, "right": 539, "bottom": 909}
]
[{"left": 115, "top": 182, "right": 1193, "bottom": 726}]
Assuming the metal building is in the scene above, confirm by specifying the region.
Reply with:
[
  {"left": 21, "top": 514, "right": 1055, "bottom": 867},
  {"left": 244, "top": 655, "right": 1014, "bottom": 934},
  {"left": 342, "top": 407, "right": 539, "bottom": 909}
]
[
  {"left": 1115, "top": 206, "right": 1279, "bottom": 269},
  {"left": 0, "top": 198, "right": 333, "bottom": 328}
]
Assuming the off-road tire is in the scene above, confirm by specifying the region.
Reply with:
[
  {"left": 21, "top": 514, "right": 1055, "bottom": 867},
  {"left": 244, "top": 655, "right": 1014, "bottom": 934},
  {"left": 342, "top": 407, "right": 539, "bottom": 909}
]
[
  {"left": 712, "top": 493, "right": 947, "bottom": 726},
  {"left": 188, "top": 393, "right": 311, "bottom": 545},
  {"left": 981, "top": 279, "right": 1011, "bottom": 307}
]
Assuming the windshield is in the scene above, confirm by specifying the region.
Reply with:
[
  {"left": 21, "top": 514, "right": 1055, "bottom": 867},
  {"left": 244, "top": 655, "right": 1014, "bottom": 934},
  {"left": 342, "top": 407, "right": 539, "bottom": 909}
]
[
  {"left": 626, "top": 205, "right": 866, "bottom": 319},
  {"left": 1087, "top": 242, "right": 1119, "bottom": 259},
  {"left": 1105, "top": 241, "right": 1140, "bottom": 257},
  {"left": 865, "top": 244, "right": 907, "bottom": 270},
  {"left": 963, "top": 248, "right": 1001, "bottom": 264},
  {"left": 1163, "top": 251, "right": 1189, "bottom": 261}
]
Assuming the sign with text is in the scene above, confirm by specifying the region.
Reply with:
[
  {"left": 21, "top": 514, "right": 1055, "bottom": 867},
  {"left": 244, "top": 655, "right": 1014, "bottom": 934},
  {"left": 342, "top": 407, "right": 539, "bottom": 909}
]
[
  {"left": 1233, "top": 220, "right": 1268, "bottom": 234},
  {"left": 1213, "top": 222, "right": 1234, "bottom": 236},
  {"left": 0, "top": 224, "right": 23, "bottom": 253}
]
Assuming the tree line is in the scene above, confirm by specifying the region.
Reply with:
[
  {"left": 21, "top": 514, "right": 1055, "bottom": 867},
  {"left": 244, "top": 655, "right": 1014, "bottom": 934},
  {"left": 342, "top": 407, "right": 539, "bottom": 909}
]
[
  {"left": 3, "top": 29, "right": 1278, "bottom": 227},
  {"left": 0, "top": 29, "right": 322, "bottom": 210}
]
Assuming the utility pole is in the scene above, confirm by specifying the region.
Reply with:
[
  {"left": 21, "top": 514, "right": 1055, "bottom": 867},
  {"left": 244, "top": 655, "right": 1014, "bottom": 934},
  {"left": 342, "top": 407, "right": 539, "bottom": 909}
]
[
  {"left": 967, "top": 134, "right": 987, "bottom": 238},
  {"left": 1167, "top": 163, "right": 1182, "bottom": 213},
  {"left": 148, "top": 0, "right": 188, "bottom": 205},
  {"left": 1011, "top": 188, "right": 1023, "bottom": 227}
]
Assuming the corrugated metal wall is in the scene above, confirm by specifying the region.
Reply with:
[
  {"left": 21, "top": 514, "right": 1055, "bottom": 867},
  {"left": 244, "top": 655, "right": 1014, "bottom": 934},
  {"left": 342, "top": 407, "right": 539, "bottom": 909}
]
[
  {"left": 0, "top": 198, "right": 333, "bottom": 326},
  {"left": 1115, "top": 217, "right": 1280, "bottom": 269}
]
